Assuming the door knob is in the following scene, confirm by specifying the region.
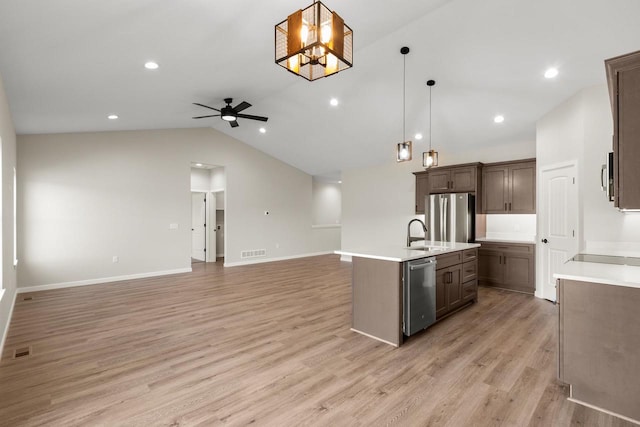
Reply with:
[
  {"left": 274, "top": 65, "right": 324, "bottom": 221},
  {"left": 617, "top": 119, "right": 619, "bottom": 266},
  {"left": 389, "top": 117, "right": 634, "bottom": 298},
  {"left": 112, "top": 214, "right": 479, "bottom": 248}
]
[{"left": 541, "top": 238, "right": 548, "bottom": 243}]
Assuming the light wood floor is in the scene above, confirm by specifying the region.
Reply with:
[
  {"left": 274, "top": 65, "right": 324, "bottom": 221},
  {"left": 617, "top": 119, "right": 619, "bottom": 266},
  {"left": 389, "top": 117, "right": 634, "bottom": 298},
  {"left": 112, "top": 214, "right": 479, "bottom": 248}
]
[{"left": 0, "top": 255, "right": 634, "bottom": 426}]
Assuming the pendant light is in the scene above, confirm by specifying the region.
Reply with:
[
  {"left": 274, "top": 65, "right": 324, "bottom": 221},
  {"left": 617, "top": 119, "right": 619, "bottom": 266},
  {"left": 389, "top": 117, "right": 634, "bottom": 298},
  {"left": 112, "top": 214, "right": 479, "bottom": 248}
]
[
  {"left": 423, "top": 80, "right": 439, "bottom": 168},
  {"left": 396, "top": 47, "right": 412, "bottom": 162}
]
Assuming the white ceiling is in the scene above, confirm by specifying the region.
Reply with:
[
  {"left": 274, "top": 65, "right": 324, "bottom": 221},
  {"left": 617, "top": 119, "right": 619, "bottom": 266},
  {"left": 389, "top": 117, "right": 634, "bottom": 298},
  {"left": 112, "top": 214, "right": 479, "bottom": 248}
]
[{"left": 1, "top": 0, "right": 639, "bottom": 177}]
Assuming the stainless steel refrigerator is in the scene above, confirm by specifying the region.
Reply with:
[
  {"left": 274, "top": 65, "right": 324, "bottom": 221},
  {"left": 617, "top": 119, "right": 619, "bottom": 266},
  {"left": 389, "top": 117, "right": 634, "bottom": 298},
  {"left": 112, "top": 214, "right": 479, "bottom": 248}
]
[{"left": 426, "top": 193, "right": 475, "bottom": 243}]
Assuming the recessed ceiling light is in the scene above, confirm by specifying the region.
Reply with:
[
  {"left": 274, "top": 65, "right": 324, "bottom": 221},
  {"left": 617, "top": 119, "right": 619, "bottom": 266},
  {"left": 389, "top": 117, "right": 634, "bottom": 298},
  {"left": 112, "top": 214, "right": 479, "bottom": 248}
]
[
  {"left": 544, "top": 67, "right": 559, "bottom": 79},
  {"left": 144, "top": 61, "right": 159, "bottom": 70},
  {"left": 195, "top": 163, "right": 203, "bottom": 167},
  {"left": 415, "top": 133, "right": 423, "bottom": 140},
  {"left": 259, "top": 127, "right": 266, "bottom": 134},
  {"left": 107, "top": 114, "right": 118, "bottom": 120},
  {"left": 338, "top": 180, "right": 342, "bottom": 184},
  {"left": 494, "top": 115, "right": 505, "bottom": 123},
  {"left": 330, "top": 98, "right": 339, "bottom": 106}
]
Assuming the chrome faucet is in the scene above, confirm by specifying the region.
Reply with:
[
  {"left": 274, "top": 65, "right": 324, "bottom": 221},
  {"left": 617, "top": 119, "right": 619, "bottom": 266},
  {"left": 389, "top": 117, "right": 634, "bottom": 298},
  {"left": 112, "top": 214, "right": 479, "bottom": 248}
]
[{"left": 407, "top": 219, "right": 428, "bottom": 247}]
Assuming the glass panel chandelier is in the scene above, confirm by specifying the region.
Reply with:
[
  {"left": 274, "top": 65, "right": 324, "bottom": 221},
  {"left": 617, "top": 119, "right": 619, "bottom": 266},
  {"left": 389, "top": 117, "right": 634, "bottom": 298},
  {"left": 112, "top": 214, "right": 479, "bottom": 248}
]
[
  {"left": 275, "top": 1, "right": 353, "bottom": 81},
  {"left": 423, "top": 80, "right": 439, "bottom": 168}
]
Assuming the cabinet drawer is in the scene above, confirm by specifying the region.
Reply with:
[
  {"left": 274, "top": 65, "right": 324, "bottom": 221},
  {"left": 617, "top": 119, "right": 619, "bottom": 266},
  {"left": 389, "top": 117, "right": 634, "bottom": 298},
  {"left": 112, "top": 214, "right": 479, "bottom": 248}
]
[
  {"left": 462, "top": 261, "right": 477, "bottom": 282},
  {"left": 463, "top": 248, "right": 478, "bottom": 262},
  {"left": 436, "top": 251, "right": 463, "bottom": 270},
  {"left": 462, "top": 279, "right": 477, "bottom": 302}
]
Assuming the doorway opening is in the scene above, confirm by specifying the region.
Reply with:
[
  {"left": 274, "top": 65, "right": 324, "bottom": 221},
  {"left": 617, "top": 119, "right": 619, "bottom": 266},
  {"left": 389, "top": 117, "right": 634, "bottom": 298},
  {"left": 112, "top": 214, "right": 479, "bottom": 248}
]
[
  {"left": 190, "top": 163, "right": 226, "bottom": 264},
  {"left": 191, "top": 191, "right": 207, "bottom": 263}
]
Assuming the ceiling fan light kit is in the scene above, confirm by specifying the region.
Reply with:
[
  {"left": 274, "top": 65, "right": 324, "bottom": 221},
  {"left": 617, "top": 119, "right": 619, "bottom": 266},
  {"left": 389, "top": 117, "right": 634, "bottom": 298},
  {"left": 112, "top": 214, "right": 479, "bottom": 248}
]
[
  {"left": 192, "top": 98, "right": 268, "bottom": 128},
  {"left": 423, "top": 79, "right": 439, "bottom": 169},
  {"left": 275, "top": 1, "right": 353, "bottom": 81}
]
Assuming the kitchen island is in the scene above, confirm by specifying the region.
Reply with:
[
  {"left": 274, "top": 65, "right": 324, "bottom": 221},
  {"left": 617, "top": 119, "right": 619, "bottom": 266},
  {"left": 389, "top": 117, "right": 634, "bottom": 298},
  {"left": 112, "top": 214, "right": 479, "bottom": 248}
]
[
  {"left": 554, "top": 257, "right": 640, "bottom": 424},
  {"left": 336, "top": 241, "right": 481, "bottom": 347}
]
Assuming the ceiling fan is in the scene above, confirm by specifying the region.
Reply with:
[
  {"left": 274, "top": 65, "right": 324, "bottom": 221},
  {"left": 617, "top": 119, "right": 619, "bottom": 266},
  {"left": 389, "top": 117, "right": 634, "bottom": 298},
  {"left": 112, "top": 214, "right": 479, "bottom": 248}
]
[{"left": 192, "top": 98, "right": 268, "bottom": 128}]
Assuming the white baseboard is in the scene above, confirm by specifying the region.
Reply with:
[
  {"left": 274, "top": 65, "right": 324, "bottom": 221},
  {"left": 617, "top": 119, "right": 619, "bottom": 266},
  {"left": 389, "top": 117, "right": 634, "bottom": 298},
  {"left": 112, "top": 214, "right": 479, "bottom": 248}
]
[
  {"left": 17, "top": 268, "right": 193, "bottom": 294},
  {"left": 340, "top": 255, "right": 352, "bottom": 262},
  {"left": 0, "top": 289, "right": 18, "bottom": 360},
  {"left": 567, "top": 397, "right": 640, "bottom": 425},
  {"left": 223, "top": 251, "right": 334, "bottom": 267}
]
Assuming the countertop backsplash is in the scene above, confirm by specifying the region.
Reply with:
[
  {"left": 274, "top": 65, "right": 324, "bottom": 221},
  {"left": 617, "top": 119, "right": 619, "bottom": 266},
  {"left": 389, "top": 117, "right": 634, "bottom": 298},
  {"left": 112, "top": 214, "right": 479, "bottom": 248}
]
[{"left": 482, "top": 214, "right": 536, "bottom": 243}]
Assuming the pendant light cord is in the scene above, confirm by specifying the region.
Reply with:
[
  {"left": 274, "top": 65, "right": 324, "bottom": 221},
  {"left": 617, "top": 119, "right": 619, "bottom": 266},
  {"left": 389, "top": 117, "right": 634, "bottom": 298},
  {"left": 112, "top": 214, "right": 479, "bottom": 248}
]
[
  {"left": 403, "top": 53, "right": 406, "bottom": 143},
  {"left": 429, "top": 84, "right": 432, "bottom": 151}
]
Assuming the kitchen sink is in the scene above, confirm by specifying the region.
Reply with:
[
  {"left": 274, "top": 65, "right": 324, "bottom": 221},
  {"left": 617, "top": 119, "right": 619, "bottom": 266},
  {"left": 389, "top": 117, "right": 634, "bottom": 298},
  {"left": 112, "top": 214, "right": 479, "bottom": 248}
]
[{"left": 406, "top": 246, "right": 445, "bottom": 252}]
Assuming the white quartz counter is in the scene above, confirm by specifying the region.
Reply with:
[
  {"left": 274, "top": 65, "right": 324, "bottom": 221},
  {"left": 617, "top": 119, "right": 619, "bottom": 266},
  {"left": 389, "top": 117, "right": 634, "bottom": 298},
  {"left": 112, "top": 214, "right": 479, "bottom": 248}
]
[
  {"left": 554, "top": 261, "right": 640, "bottom": 289},
  {"left": 335, "top": 241, "right": 481, "bottom": 263}
]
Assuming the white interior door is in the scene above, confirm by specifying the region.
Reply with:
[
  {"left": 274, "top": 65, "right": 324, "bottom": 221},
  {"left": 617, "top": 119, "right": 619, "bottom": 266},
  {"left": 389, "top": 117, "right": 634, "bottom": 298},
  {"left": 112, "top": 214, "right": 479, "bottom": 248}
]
[
  {"left": 539, "top": 162, "right": 579, "bottom": 301},
  {"left": 191, "top": 192, "right": 206, "bottom": 261}
]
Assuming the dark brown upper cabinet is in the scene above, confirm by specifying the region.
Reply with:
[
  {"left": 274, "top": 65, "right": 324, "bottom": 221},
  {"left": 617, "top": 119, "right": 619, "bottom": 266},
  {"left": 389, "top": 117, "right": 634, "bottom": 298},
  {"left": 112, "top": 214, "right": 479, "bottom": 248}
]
[
  {"left": 482, "top": 159, "right": 536, "bottom": 214},
  {"left": 413, "top": 163, "right": 482, "bottom": 214},
  {"left": 606, "top": 50, "right": 640, "bottom": 210},
  {"left": 414, "top": 173, "right": 429, "bottom": 214},
  {"left": 427, "top": 165, "right": 478, "bottom": 193}
]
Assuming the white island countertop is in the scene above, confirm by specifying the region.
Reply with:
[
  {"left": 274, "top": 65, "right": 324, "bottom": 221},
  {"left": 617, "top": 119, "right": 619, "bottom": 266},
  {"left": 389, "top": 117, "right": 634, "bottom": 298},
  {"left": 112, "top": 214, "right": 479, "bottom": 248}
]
[
  {"left": 554, "top": 261, "right": 640, "bottom": 289},
  {"left": 335, "top": 241, "right": 481, "bottom": 263}
]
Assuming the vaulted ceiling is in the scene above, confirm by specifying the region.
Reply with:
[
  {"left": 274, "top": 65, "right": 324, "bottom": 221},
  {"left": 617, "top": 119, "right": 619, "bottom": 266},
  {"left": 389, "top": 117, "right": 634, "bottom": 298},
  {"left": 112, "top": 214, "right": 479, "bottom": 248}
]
[{"left": 1, "top": 0, "right": 639, "bottom": 176}]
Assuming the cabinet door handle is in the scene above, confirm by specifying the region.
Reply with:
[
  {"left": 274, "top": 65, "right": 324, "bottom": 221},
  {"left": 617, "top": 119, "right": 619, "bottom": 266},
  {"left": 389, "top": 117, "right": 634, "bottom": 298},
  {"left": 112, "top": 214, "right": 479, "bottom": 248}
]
[
  {"left": 509, "top": 202, "right": 512, "bottom": 211},
  {"left": 499, "top": 255, "right": 502, "bottom": 264},
  {"left": 504, "top": 202, "right": 507, "bottom": 210}
]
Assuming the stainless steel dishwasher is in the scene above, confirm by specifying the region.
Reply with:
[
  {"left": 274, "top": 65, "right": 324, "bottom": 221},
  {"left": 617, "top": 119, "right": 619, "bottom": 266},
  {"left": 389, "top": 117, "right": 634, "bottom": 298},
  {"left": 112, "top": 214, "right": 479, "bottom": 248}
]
[{"left": 403, "top": 257, "right": 437, "bottom": 336}]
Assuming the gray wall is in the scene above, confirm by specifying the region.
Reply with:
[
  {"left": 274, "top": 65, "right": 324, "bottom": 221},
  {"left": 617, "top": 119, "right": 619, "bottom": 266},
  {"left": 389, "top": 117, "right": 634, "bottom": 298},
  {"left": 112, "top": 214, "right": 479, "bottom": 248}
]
[
  {"left": 17, "top": 127, "right": 324, "bottom": 287},
  {"left": 0, "top": 73, "right": 18, "bottom": 355}
]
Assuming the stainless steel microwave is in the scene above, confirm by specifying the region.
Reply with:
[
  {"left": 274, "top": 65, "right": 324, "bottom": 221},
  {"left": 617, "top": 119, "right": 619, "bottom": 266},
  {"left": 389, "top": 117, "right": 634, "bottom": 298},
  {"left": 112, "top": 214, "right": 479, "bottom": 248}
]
[{"left": 601, "top": 151, "right": 614, "bottom": 202}]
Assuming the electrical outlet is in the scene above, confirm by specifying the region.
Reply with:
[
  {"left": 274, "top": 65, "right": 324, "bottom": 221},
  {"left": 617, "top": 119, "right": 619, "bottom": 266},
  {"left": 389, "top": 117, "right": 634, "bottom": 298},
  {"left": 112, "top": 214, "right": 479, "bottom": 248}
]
[
  {"left": 275, "top": 243, "right": 280, "bottom": 248},
  {"left": 169, "top": 223, "right": 179, "bottom": 230},
  {"left": 112, "top": 256, "right": 119, "bottom": 263}
]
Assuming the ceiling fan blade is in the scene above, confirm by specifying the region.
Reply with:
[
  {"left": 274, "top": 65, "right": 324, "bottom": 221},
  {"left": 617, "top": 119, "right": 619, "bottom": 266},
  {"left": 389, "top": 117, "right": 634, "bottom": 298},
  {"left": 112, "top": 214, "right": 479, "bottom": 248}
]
[
  {"left": 193, "top": 103, "right": 220, "bottom": 112},
  {"left": 234, "top": 101, "right": 251, "bottom": 112},
  {"left": 236, "top": 113, "right": 268, "bottom": 122},
  {"left": 192, "top": 114, "right": 221, "bottom": 119},
  {"left": 230, "top": 120, "right": 239, "bottom": 128}
]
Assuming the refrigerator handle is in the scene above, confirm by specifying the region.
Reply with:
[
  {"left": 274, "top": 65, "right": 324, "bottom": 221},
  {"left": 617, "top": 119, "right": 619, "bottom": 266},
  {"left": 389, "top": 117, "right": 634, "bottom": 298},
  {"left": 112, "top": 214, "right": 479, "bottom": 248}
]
[
  {"left": 440, "top": 196, "right": 445, "bottom": 241},
  {"left": 438, "top": 197, "right": 441, "bottom": 241},
  {"left": 443, "top": 196, "right": 448, "bottom": 241}
]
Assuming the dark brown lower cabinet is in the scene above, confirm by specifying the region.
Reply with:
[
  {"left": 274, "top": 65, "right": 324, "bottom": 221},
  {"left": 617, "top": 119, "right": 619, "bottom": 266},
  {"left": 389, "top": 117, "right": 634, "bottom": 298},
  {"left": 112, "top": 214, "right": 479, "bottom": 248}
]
[
  {"left": 436, "top": 248, "right": 478, "bottom": 320},
  {"left": 558, "top": 278, "right": 640, "bottom": 422},
  {"left": 478, "top": 241, "right": 535, "bottom": 294}
]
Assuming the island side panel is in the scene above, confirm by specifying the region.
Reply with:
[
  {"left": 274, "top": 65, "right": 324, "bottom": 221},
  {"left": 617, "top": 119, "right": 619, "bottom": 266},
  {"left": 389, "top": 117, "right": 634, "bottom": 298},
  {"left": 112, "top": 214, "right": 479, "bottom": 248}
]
[
  {"left": 560, "top": 279, "right": 640, "bottom": 422},
  {"left": 352, "top": 257, "right": 403, "bottom": 347}
]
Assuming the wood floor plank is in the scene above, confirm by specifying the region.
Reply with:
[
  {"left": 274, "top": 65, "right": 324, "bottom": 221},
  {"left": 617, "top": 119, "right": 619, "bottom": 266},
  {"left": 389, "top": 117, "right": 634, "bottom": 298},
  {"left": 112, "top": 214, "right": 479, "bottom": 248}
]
[{"left": 0, "top": 255, "right": 634, "bottom": 426}]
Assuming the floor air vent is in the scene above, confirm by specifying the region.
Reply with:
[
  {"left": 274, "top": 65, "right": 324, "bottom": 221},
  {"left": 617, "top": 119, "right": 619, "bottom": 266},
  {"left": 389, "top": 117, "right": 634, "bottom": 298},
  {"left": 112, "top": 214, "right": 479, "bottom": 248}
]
[
  {"left": 13, "top": 346, "right": 32, "bottom": 359},
  {"left": 241, "top": 249, "right": 267, "bottom": 259}
]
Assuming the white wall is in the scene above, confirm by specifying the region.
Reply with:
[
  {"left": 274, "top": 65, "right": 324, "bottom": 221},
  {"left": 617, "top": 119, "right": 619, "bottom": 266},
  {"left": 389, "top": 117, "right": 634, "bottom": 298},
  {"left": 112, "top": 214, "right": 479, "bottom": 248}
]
[
  {"left": 537, "top": 84, "right": 640, "bottom": 256},
  {"left": 210, "top": 167, "right": 225, "bottom": 193},
  {"left": 17, "top": 127, "right": 320, "bottom": 287},
  {"left": 341, "top": 141, "right": 536, "bottom": 250},
  {"left": 312, "top": 180, "right": 342, "bottom": 225},
  {"left": 190, "top": 167, "right": 212, "bottom": 192},
  {"left": 310, "top": 178, "right": 342, "bottom": 252},
  {"left": 0, "top": 73, "right": 18, "bottom": 356}
]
